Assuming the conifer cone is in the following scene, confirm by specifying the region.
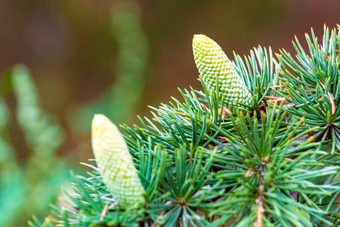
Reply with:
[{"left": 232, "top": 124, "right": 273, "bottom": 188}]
[
  {"left": 193, "top": 34, "right": 254, "bottom": 111},
  {"left": 91, "top": 114, "right": 145, "bottom": 207}
]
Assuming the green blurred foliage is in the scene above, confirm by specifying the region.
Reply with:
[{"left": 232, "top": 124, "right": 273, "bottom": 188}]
[
  {"left": 0, "top": 65, "right": 70, "bottom": 227},
  {"left": 1, "top": 2, "right": 150, "bottom": 225},
  {"left": 71, "top": 1, "right": 149, "bottom": 131}
]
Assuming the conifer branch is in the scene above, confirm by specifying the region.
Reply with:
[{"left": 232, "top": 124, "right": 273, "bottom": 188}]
[{"left": 32, "top": 25, "right": 340, "bottom": 227}]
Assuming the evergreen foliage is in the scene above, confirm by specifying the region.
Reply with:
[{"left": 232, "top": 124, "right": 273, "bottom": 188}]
[{"left": 35, "top": 26, "right": 340, "bottom": 226}]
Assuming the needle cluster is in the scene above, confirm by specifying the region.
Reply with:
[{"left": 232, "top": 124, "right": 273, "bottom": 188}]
[{"left": 33, "top": 26, "right": 340, "bottom": 227}]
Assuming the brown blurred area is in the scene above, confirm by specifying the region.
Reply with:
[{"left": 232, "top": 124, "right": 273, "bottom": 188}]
[{"left": 0, "top": 0, "right": 339, "bottom": 161}]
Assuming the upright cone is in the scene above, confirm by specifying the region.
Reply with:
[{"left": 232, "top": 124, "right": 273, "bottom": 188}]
[
  {"left": 91, "top": 114, "right": 145, "bottom": 207},
  {"left": 192, "top": 34, "right": 254, "bottom": 111}
]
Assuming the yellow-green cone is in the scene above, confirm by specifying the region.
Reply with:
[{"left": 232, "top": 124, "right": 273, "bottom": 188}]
[
  {"left": 192, "top": 34, "right": 254, "bottom": 111},
  {"left": 91, "top": 114, "right": 145, "bottom": 207}
]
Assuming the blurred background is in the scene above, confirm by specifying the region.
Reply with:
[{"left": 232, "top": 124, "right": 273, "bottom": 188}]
[{"left": 0, "top": 0, "right": 339, "bottom": 226}]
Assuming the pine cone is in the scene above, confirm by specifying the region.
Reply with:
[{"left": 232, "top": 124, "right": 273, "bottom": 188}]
[
  {"left": 193, "top": 34, "right": 254, "bottom": 111},
  {"left": 91, "top": 114, "right": 145, "bottom": 208}
]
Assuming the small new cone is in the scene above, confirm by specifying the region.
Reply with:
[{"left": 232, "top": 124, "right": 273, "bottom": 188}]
[
  {"left": 91, "top": 114, "right": 145, "bottom": 208},
  {"left": 193, "top": 34, "right": 254, "bottom": 111}
]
